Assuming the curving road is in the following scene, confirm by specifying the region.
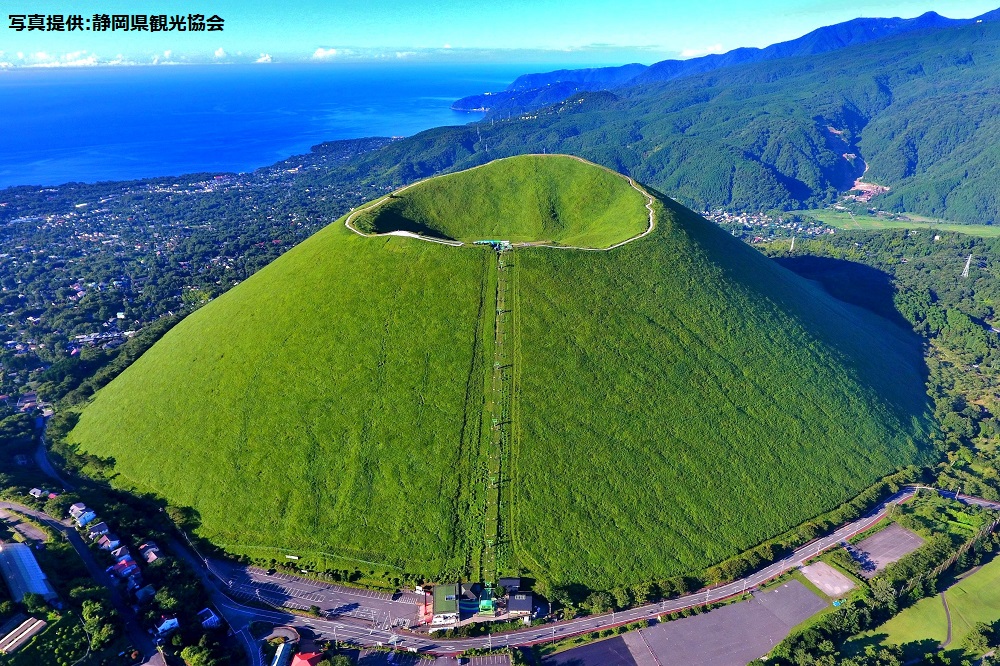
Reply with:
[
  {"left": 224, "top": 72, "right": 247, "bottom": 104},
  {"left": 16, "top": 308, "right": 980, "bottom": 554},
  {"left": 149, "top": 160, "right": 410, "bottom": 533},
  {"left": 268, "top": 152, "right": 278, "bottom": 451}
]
[
  {"left": 0, "top": 501, "right": 166, "bottom": 666},
  {"left": 26, "top": 436, "right": 1000, "bottom": 662},
  {"left": 166, "top": 485, "right": 1000, "bottom": 658}
]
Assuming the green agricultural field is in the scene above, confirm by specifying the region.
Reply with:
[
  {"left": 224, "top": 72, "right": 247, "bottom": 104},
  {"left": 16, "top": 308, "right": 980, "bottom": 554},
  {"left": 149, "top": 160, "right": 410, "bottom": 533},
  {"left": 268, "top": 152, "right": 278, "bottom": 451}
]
[
  {"left": 69, "top": 155, "right": 931, "bottom": 589},
  {"left": 351, "top": 154, "right": 649, "bottom": 248},
  {"left": 797, "top": 209, "right": 1000, "bottom": 237}
]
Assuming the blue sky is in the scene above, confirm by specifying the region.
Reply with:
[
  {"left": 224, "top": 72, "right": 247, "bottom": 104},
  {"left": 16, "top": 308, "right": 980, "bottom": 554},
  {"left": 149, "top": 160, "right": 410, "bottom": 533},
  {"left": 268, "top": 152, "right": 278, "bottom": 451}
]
[{"left": 2, "top": 0, "right": 998, "bottom": 67}]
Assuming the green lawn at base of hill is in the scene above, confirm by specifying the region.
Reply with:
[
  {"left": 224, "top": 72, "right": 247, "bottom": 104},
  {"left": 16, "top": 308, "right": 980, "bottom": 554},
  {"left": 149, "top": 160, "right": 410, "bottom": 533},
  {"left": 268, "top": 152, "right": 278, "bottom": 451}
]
[
  {"left": 851, "top": 594, "right": 947, "bottom": 657},
  {"left": 946, "top": 556, "right": 1000, "bottom": 642},
  {"left": 351, "top": 154, "right": 649, "bottom": 248},
  {"left": 797, "top": 209, "right": 1000, "bottom": 237}
]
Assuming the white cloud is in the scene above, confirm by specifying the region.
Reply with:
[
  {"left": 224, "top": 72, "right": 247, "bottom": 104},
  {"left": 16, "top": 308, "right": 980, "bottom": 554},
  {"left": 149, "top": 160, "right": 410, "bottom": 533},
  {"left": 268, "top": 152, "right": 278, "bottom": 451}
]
[
  {"left": 312, "top": 47, "right": 338, "bottom": 59},
  {"left": 214, "top": 47, "right": 226, "bottom": 59},
  {"left": 395, "top": 51, "right": 417, "bottom": 59},
  {"left": 163, "top": 50, "right": 172, "bottom": 59},
  {"left": 255, "top": 53, "right": 272, "bottom": 63},
  {"left": 16, "top": 52, "right": 24, "bottom": 59},
  {"left": 443, "top": 43, "right": 452, "bottom": 49},
  {"left": 25, "top": 50, "right": 100, "bottom": 67},
  {"left": 680, "top": 43, "right": 724, "bottom": 58}
]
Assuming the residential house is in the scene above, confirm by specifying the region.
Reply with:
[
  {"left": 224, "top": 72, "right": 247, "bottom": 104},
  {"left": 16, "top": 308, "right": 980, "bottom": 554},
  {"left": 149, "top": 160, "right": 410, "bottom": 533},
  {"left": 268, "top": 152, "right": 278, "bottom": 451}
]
[
  {"left": 110, "top": 546, "right": 129, "bottom": 560},
  {"left": 27, "top": 488, "right": 43, "bottom": 499},
  {"left": 97, "top": 534, "right": 120, "bottom": 551},
  {"left": 87, "top": 522, "right": 109, "bottom": 539},
  {"left": 74, "top": 511, "right": 97, "bottom": 528},
  {"left": 498, "top": 577, "right": 521, "bottom": 593},
  {"left": 134, "top": 585, "right": 156, "bottom": 603},
  {"left": 138, "top": 542, "right": 162, "bottom": 563},
  {"left": 155, "top": 616, "right": 179, "bottom": 636},
  {"left": 508, "top": 592, "right": 533, "bottom": 618},
  {"left": 68, "top": 503, "right": 87, "bottom": 519},
  {"left": 112, "top": 559, "right": 139, "bottom": 579}
]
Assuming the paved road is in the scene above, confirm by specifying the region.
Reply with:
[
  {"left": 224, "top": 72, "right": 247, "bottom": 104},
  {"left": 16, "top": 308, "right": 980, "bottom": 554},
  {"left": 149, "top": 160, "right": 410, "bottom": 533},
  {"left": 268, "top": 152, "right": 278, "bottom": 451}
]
[
  {"left": 0, "top": 501, "right": 166, "bottom": 666},
  {"left": 207, "top": 559, "right": 423, "bottom": 629},
  {"left": 26, "top": 446, "right": 1000, "bottom": 662},
  {"left": 939, "top": 592, "right": 952, "bottom": 649},
  {"left": 165, "top": 486, "right": 1000, "bottom": 658},
  {"left": 34, "top": 438, "right": 74, "bottom": 490}
]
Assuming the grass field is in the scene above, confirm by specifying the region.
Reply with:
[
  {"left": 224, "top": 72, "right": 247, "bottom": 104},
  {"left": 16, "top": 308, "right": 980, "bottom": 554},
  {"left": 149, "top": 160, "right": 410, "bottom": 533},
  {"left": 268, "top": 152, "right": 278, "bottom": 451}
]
[
  {"left": 352, "top": 155, "right": 649, "bottom": 248},
  {"left": 70, "top": 156, "right": 932, "bottom": 589},
  {"left": 947, "top": 557, "right": 1000, "bottom": 643},
  {"left": 849, "top": 546, "right": 1000, "bottom": 658},
  {"left": 796, "top": 209, "right": 1000, "bottom": 237}
]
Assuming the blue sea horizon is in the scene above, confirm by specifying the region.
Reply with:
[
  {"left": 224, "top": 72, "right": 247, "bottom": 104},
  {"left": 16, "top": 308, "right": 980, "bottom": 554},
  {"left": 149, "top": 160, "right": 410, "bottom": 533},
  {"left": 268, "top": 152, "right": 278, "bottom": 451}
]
[{"left": 0, "top": 62, "right": 560, "bottom": 189}]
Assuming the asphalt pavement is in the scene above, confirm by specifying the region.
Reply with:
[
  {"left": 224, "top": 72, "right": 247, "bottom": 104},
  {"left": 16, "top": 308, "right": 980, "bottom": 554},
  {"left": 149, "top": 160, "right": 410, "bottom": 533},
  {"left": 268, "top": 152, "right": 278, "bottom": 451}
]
[
  {"left": 172, "top": 485, "right": 1000, "bottom": 659},
  {"left": 20, "top": 453, "right": 1000, "bottom": 665}
]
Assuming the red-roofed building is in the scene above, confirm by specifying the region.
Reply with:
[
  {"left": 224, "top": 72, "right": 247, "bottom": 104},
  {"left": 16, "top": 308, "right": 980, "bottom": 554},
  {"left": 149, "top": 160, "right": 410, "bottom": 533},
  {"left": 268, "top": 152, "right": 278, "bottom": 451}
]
[{"left": 291, "top": 653, "right": 324, "bottom": 666}]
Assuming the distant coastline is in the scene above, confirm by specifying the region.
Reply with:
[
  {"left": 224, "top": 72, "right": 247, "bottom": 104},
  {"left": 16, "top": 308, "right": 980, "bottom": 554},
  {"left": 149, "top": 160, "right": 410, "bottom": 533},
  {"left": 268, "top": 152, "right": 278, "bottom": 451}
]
[{"left": 0, "top": 63, "right": 526, "bottom": 189}]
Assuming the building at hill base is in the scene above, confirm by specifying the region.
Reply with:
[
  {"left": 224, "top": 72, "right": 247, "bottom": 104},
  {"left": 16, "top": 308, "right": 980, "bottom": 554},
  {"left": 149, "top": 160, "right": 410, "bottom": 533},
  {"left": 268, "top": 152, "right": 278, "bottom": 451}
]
[{"left": 0, "top": 542, "right": 57, "bottom": 602}]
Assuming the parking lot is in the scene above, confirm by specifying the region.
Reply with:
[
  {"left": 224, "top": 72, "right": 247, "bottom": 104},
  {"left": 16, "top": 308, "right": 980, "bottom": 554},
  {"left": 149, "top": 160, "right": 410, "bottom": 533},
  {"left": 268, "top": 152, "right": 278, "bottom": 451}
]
[{"left": 850, "top": 523, "right": 925, "bottom": 577}]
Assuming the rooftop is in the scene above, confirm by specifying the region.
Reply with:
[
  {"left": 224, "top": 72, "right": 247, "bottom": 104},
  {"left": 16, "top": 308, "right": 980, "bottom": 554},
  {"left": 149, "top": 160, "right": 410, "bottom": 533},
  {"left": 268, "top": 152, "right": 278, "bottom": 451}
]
[
  {"left": 0, "top": 543, "right": 56, "bottom": 602},
  {"left": 433, "top": 583, "right": 459, "bottom": 615}
]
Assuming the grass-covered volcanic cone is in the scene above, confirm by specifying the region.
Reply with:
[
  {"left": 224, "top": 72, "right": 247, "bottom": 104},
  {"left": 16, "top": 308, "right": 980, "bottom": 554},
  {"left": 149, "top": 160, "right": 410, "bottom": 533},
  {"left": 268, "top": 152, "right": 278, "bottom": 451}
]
[{"left": 68, "top": 155, "right": 930, "bottom": 587}]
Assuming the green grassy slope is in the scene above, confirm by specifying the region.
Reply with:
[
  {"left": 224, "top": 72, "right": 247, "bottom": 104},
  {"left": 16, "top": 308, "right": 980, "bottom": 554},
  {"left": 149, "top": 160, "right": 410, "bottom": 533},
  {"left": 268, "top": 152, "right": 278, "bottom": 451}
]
[
  {"left": 511, "top": 196, "right": 930, "bottom": 587},
  {"left": 69, "top": 218, "right": 493, "bottom": 575},
  {"left": 68, "top": 156, "right": 931, "bottom": 587},
  {"left": 351, "top": 155, "right": 648, "bottom": 248}
]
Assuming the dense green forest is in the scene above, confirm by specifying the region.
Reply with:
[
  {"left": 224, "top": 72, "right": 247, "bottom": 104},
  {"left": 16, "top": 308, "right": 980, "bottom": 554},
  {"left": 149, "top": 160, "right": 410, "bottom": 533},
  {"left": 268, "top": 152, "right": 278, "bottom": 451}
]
[{"left": 304, "top": 19, "right": 1000, "bottom": 224}]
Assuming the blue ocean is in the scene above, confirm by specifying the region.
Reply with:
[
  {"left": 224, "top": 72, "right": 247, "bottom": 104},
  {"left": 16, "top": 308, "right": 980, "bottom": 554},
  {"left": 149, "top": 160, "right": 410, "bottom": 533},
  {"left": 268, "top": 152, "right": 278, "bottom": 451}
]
[{"left": 0, "top": 63, "right": 552, "bottom": 189}]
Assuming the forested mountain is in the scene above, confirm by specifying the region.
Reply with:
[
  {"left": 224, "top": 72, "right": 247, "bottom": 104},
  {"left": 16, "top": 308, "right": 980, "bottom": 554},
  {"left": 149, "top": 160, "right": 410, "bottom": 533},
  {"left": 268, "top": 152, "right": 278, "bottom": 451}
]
[
  {"left": 451, "top": 9, "right": 994, "bottom": 116},
  {"left": 452, "top": 63, "right": 645, "bottom": 112},
  {"left": 340, "top": 18, "right": 1000, "bottom": 224}
]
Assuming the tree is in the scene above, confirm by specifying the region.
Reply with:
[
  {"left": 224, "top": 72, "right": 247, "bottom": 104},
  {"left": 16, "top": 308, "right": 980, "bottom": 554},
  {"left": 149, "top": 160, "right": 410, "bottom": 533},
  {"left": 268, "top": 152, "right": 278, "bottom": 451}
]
[
  {"left": 180, "top": 644, "right": 218, "bottom": 666},
  {"left": 964, "top": 621, "right": 993, "bottom": 655},
  {"left": 611, "top": 587, "right": 633, "bottom": 610},
  {"left": 583, "top": 591, "right": 613, "bottom": 615},
  {"left": 21, "top": 592, "right": 47, "bottom": 615}
]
